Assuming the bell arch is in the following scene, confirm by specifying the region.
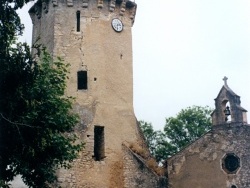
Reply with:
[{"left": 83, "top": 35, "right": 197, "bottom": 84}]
[{"left": 211, "top": 77, "right": 247, "bottom": 125}]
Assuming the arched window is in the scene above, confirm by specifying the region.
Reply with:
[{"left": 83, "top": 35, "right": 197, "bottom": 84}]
[{"left": 222, "top": 100, "right": 231, "bottom": 122}]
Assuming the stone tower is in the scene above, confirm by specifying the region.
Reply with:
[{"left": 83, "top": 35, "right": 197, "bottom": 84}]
[{"left": 28, "top": 0, "right": 151, "bottom": 187}]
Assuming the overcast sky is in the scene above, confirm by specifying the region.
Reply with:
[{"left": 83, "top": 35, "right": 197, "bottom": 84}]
[{"left": 18, "top": 0, "right": 250, "bottom": 130}]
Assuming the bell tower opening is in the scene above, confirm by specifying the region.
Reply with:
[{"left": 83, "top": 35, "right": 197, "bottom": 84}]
[{"left": 223, "top": 101, "right": 231, "bottom": 122}]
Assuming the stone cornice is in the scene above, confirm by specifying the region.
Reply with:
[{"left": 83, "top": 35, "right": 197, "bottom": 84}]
[{"left": 29, "top": 0, "right": 137, "bottom": 25}]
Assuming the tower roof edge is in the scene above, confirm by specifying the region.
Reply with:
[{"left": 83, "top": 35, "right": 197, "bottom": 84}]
[{"left": 29, "top": 0, "right": 137, "bottom": 24}]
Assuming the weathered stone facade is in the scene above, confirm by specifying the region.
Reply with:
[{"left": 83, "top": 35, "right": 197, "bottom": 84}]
[
  {"left": 28, "top": 0, "right": 167, "bottom": 187},
  {"left": 168, "top": 80, "right": 249, "bottom": 188},
  {"left": 168, "top": 123, "right": 250, "bottom": 188},
  {"left": 123, "top": 144, "right": 167, "bottom": 188}
]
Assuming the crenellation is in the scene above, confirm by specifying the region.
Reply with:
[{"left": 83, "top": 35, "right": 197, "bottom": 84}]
[
  {"left": 97, "top": 0, "right": 103, "bottom": 8},
  {"left": 67, "top": 0, "right": 73, "bottom": 7},
  {"left": 119, "top": 0, "right": 126, "bottom": 16},
  {"left": 34, "top": 5, "right": 41, "bottom": 19},
  {"left": 129, "top": 5, "right": 136, "bottom": 21},
  {"left": 30, "top": 0, "right": 137, "bottom": 27},
  {"left": 82, "top": 0, "right": 89, "bottom": 7},
  {"left": 42, "top": 2, "right": 48, "bottom": 13},
  {"left": 52, "top": 0, "right": 58, "bottom": 6},
  {"left": 109, "top": 0, "right": 116, "bottom": 12}
]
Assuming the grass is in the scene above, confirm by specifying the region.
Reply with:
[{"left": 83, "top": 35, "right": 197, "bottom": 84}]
[{"left": 128, "top": 142, "right": 166, "bottom": 176}]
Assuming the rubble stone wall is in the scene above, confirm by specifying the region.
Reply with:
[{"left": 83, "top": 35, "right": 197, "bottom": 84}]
[
  {"left": 123, "top": 145, "right": 167, "bottom": 188},
  {"left": 168, "top": 123, "right": 250, "bottom": 188}
]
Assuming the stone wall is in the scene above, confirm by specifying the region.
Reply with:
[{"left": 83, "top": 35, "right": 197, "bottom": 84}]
[
  {"left": 123, "top": 144, "right": 167, "bottom": 188},
  {"left": 29, "top": 0, "right": 141, "bottom": 187},
  {"left": 168, "top": 123, "right": 250, "bottom": 188}
]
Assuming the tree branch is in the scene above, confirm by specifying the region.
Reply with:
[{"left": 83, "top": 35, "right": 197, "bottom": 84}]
[{"left": 0, "top": 113, "right": 38, "bottom": 128}]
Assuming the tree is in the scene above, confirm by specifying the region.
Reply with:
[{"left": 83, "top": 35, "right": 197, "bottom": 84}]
[
  {"left": 164, "top": 106, "right": 212, "bottom": 156},
  {"left": 0, "top": 1, "right": 83, "bottom": 187},
  {"left": 139, "top": 121, "right": 171, "bottom": 162},
  {"left": 139, "top": 121, "right": 158, "bottom": 153},
  {"left": 140, "top": 106, "right": 212, "bottom": 162}
]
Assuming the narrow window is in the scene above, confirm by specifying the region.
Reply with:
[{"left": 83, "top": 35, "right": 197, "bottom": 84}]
[
  {"left": 77, "top": 71, "right": 87, "bottom": 90},
  {"left": 76, "top": 11, "right": 80, "bottom": 32},
  {"left": 94, "top": 126, "right": 105, "bottom": 161}
]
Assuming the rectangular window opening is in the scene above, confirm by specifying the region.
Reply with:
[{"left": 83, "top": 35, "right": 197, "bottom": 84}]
[
  {"left": 76, "top": 11, "right": 80, "bottom": 32},
  {"left": 94, "top": 126, "right": 105, "bottom": 161},
  {"left": 77, "top": 71, "right": 87, "bottom": 90}
]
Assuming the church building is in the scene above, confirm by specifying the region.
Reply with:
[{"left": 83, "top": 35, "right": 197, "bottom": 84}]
[{"left": 167, "top": 77, "right": 250, "bottom": 188}]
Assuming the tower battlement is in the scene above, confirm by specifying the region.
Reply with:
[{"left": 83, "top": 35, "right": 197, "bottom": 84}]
[{"left": 29, "top": 0, "right": 137, "bottom": 25}]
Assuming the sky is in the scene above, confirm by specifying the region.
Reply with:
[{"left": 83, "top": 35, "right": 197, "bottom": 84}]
[{"left": 18, "top": 0, "right": 250, "bottom": 131}]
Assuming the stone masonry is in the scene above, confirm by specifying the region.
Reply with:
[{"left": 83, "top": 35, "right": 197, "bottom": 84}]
[
  {"left": 168, "top": 123, "right": 250, "bottom": 188},
  {"left": 28, "top": 0, "right": 167, "bottom": 187},
  {"left": 123, "top": 144, "right": 167, "bottom": 188},
  {"left": 168, "top": 80, "right": 249, "bottom": 188}
]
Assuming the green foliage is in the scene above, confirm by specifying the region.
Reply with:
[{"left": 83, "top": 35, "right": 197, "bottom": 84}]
[
  {"left": 139, "top": 121, "right": 170, "bottom": 162},
  {"left": 0, "top": 180, "right": 10, "bottom": 188},
  {"left": 139, "top": 121, "right": 157, "bottom": 152},
  {"left": 164, "top": 106, "right": 212, "bottom": 156},
  {"left": 140, "top": 106, "right": 212, "bottom": 162},
  {"left": 0, "top": 0, "right": 83, "bottom": 187},
  {"left": 0, "top": 0, "right": 26, "bottom": 50},
  {"left": 0, "top": 45, "right": 83, "bottom": 187}
]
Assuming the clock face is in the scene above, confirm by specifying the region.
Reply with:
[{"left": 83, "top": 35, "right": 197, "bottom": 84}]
[{"left": 111, "top": 18, "right": 123, "bottom": 32}]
